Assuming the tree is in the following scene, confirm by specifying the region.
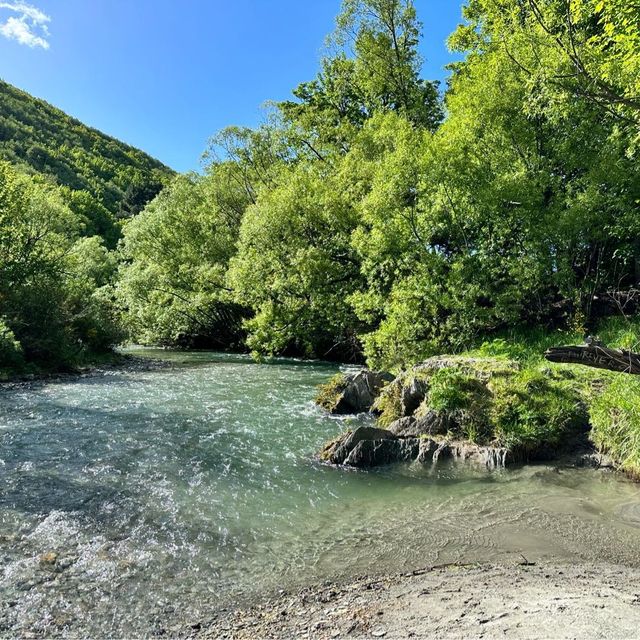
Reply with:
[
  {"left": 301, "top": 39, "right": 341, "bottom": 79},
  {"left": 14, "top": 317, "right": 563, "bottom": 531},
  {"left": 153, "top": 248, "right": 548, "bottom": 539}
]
[
  {"left": 228, "top": 160, "right": 364, "bottom": 360},
  {"left": 279, "top": 0, "right": 443, "bottom": 159},
  {"left": 334, "top": 0, "right": 443, "bottom": 128},
  {"left": 118, "top": 173, "right": 247, "bottom": 348},
  {"left": 0, "top": 161, "right": 122, "bottom": 371}
]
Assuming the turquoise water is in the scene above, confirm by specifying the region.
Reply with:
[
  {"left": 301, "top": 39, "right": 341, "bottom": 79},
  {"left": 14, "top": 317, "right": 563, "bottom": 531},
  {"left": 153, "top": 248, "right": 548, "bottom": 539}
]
[{"left": 1, "top": 351, "right": 640, "bottom": 637}]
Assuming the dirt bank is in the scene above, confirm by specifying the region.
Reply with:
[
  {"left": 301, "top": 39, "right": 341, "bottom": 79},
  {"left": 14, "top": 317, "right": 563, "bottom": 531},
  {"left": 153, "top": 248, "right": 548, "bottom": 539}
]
[{"left": 200, "top": 562, "right": 640, "bottom": 639}]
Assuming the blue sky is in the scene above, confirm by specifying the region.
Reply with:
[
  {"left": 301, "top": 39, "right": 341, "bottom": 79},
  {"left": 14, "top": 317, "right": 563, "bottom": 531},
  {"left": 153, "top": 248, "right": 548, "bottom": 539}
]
[{"left": 0, "top": 1, "right": 464, "bottom": 172}]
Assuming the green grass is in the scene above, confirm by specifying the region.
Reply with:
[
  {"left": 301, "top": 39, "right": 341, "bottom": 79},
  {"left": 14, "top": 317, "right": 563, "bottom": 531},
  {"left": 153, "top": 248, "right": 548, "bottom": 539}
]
[
  {"left": 590, "top": 375, "right": 640, "bottom": 477},
  {"left": 425, "top": 367, "right": 493, "bottom": 443},
  {"left": 371, "top": 357, "right": 589, "bottom": 452},
  {"left": 489, "top": 367, "right": 588, "bottom": 451}
]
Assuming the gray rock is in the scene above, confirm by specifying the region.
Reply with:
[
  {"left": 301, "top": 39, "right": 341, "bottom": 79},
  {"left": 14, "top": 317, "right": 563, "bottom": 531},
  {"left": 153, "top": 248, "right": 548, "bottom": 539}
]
[
  {"left": 321, "top": 425, "right": 515, "bottom": 470},
  {"left": 387, "top": 416, "right": 418, "bottom": 437},
  {"left": 333, "top": 370, "right": 393, "bottom": 414},
  {"left": 344, "top": 437, "right": 421, "bottom": 467},
  {"left": 414, "top": 410, "right": 453, "bottom": 437},
  {"left": 388, "top": 411, "right": 453, "bottom": 437},
  {"left": 400, "top": 378, "right": 428, "bottom": 416},
  {"left": 417, "top": 438, "right": 446, "bottom": 464},
  {"left": 324, "top": 426, "right": 394, "bottom": 464}
]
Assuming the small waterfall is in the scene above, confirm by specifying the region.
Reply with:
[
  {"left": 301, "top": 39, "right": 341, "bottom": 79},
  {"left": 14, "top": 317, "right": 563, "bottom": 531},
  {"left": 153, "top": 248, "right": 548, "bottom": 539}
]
[
  {"left": 432, "top": 441, "right": 449, "bottom": 466},
  {"left": 484, "top": 447, "right": 508, "bottom": 470}
]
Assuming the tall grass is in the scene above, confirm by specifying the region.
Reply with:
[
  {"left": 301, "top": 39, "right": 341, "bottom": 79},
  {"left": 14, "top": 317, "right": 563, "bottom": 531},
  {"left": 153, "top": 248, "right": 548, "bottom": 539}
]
[{"left": 590, "top": 376, "right": 640, "bottom": 477}]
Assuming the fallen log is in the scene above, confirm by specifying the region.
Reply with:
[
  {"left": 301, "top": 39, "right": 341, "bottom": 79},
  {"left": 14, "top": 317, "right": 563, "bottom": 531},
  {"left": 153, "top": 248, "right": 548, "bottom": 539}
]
[{"left": 545, "top": 340, "right": 640, "bottom": 375}]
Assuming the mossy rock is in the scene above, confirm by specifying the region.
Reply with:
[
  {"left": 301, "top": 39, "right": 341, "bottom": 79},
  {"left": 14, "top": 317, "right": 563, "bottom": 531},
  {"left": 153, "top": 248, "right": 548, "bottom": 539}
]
[
  {"left": 315, "top": 370, "right": 393, "bottom": 414},
  {"left": 373, "top": 356, "right": 589, "bottom": 457},
  {"left": 315, "top": 373, "right": 349, "bottom": 413}
]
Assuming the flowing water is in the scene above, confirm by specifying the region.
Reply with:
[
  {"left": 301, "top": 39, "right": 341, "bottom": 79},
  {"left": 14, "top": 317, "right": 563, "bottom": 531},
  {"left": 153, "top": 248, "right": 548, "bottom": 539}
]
[{"left": 1, "top": 351, "right": 640, "bottom": 637}]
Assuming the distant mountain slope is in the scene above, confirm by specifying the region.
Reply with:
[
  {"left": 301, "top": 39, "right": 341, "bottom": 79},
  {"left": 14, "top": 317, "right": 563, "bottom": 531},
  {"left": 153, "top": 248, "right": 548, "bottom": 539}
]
[{"left": 0, "top": 79, "right": 174, "bottom": 230}]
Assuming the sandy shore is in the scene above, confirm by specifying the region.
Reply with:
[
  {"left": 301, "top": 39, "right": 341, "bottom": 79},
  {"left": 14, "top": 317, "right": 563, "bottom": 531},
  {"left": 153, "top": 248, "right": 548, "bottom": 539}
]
[{"left": 200, "top": 562, "right": 640, "bottom": 639}]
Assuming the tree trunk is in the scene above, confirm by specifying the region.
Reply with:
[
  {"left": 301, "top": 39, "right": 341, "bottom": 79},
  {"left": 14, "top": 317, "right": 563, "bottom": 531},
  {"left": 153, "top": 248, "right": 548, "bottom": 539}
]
[{"left": 544, "top": 343, "right": 640, "bottom": 375}]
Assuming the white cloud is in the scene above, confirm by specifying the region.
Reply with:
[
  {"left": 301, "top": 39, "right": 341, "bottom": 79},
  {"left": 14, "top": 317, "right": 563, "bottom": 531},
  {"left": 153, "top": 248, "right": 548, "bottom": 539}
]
[{"left": 0, "top": 2, "right": 50, "bottom": 49}]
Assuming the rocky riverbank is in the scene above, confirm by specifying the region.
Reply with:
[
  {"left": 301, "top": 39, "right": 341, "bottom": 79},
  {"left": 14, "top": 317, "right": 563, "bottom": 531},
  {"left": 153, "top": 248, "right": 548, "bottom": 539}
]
[
  {"left": 0, "top": 353, "right": 172, "bottom": 389},
  {"left": 316, "top": 356, "right": 611, "bottom": 471},
  {"left": 200, "top": 562, "right": 640, "bottom": 639}
]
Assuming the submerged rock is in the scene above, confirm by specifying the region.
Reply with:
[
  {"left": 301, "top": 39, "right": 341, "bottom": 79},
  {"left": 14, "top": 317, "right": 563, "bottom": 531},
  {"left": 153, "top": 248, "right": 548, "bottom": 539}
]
[{"left": 316, "top": 370, "right": 393, "bottom": 414}]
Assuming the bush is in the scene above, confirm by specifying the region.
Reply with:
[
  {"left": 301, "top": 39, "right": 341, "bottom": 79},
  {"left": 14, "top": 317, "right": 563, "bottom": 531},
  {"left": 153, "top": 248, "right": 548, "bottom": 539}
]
[{"left": 0, "top": 318, "right": 24, "bottom": 375}]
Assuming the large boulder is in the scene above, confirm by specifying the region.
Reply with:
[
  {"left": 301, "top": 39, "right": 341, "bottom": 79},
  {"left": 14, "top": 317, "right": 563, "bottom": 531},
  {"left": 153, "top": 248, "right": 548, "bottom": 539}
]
[
  {"left": 387, "top": 411, "right": 452, "bottom": 438},
  {"left": 320, "top": 426, "right": 394, "bottom": 464},
  {"left": 316, "top": 370, "right": 393, "bottom": 414},
  {"left": 320, "top": 425, "right": 512, "bottom": 470}
]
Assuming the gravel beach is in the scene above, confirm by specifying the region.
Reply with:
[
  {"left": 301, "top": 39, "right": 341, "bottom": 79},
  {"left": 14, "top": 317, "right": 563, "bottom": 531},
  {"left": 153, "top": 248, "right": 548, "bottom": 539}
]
[{"left": 200, "top": 562, "right": 640, "bottom": 640}]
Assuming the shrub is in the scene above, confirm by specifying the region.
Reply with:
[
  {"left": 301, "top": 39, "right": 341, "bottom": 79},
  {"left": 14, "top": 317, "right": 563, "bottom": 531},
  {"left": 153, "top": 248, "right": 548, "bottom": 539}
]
[{"left": 0, "top": 318, "right": 24, "bottom": 374}]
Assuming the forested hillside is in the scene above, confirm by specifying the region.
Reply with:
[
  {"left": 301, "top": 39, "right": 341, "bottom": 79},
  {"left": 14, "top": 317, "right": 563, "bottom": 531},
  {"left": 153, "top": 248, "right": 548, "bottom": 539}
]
[
  {"left": 0, "top": 79, "right": 173, "bottom": 245},
  {"left": 0, "top": 80, "right": 172, "bottom": 376}
]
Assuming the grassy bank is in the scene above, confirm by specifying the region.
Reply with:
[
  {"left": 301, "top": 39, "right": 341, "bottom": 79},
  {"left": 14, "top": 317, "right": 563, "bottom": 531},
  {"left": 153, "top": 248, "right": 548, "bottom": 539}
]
[{"left": 318, "top": 317, "right": 640, "bottom": 474}]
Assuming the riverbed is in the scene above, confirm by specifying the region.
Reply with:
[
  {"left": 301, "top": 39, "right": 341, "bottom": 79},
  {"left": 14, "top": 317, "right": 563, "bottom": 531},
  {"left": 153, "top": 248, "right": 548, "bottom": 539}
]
[{"left": 1, "top": 351, "right": 640, "bottom": 637}]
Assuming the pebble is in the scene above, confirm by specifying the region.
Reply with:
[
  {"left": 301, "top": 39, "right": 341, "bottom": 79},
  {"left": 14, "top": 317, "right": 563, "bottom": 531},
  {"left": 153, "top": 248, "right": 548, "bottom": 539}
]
[{"left": 39, "top": 551, "right": 58, "bottom": 565}]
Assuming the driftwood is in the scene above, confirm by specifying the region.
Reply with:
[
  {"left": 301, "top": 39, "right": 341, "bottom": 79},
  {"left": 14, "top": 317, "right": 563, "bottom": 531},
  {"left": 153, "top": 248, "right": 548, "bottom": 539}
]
[{"left": 545, "top": 338, "right": 640, "bottom": 375}]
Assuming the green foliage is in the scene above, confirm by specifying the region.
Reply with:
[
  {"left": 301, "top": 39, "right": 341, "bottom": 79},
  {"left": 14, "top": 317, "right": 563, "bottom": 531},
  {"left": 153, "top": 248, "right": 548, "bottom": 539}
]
[
  {"left": 590, "top": 376, "right": 640, "bottom": 477},
  {"left": 0, "top": 80, "right": 174, "bottom": 247},
  {"left": 228, "top": 161, "right": 364, "bottom": 359},
  {"left": 332, "top": 0, "right": 443, "bottom": 129},
  {"left": 280, "top": 0, "right": 442, "bottom": 158},
  {"left": 345, "top": 0, "right": 640, "bottom": 368},
  {"left": 0, "top": 161, "right": 122, "bottom": 372},
  {"left": 0, "top": 318, "right": 24, "bottom": 375},
  {"left": 118, "top": 173, "right": 247, "bottom": 348}
]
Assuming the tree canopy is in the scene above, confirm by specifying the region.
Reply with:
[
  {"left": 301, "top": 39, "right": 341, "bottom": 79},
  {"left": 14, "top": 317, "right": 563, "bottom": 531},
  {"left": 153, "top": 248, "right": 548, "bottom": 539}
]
[{"left": 3, "top": 0, "right": 640, "bottom": 374}]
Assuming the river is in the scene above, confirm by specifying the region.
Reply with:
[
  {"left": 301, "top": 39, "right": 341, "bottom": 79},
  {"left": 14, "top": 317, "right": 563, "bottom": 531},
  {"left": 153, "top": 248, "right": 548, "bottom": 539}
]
[{"left": 1, "top": 351, "right": 640, "bottom": 637}]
